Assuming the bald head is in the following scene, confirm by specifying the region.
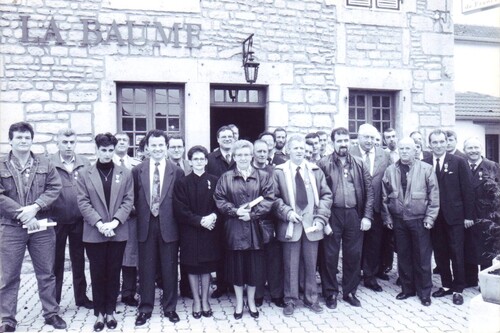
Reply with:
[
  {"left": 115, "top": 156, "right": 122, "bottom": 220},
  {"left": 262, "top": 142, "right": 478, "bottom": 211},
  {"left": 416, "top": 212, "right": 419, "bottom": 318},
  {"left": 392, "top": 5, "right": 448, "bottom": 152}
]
[
  {"left": 398, "top": 137, "right": 416, "bottom": 164},
  {"left": 357, "top": 124, "right": 379, "bottom": 152}
]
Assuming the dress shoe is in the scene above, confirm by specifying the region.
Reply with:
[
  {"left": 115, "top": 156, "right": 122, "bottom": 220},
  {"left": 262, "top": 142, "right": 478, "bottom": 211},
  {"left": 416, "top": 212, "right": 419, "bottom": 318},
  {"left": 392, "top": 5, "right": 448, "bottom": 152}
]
[
  {"left": 249, "top": 308, "right": 259, "bottom": 318},
  {"left": 396, "top": 292, "right": 416, "bottom": 300},
  {"left": 93, "top": 320, "right": 105, "bottom": 332},
  {"left": 325, "top": 295, "right": 337, "bottom": 309},
  {"left": 303, "top": 301, "right": 323, "bottom": 313},
  {"left": 76, "top": 299, "right": 94, "bottom": 309},
  {"left": 135, "top": 312, "right": 151, "bottom": 326},
  {"left": 343, "top": 294, "right": 361, "bottom": 307},
  {"left": 271, "top": 297, "right": 285, "bottom": 308},
  {"left": 121, "top": 296, "right": 139, "bottom": 307},
  {"left": 106, "top": 318, "right": 117, "bottom": 330},
  {"left": 376, "top": 272, "right": 390, "bottom": 281},
  {"left": 233, "top": 311, "right": 243, "bottom": 320},
  {"left": 421, "top": 297, "right": 431, "bottom": 306},
  {"left": 164, "top": 311, "right": 180, "bottom": 323},
  {"left": 365, "top": 283, "right": 383, "bottom": 292},
  {"left": 211, "top": 288, "right": 226, "bottom": 299},
  {"left": 255, "top": 297, "right": 263, "bottom": 307},
  {"left": 283, "top": 302, "right": 294, "bottom": 316},
  {"left": 0, "top": 323, "right": 16, "bottom": 332},
  {"left": 44, "top": 315, "right": 67, "bottom": 329},
  {"left": 453, "top": 293, "right": 464, "bottom": 305},
  {"left": 432, "top": 288, "right": 453, "bottom": 298}
]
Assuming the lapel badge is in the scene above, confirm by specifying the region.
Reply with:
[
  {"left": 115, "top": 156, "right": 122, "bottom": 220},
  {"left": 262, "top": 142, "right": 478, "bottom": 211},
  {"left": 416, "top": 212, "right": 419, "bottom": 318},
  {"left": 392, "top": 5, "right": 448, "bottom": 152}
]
[
  {"left": 115, "top": 174, "right": 121, "bottom": 183},
  {"left": 478, "top": 171, "right": 483, "bottom": 181},
  {"left": 207, "top": 180, "right": 211, "bottom": 189},
  {"left": 443, "top": 163, "right": 448, "bottom": 173},
  {"left": 73, "top": 170, "right": 79, "bottom": 180}
]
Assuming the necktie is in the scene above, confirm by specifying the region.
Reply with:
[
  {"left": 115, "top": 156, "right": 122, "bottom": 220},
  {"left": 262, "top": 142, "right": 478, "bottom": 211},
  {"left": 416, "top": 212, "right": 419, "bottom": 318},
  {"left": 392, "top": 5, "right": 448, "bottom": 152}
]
[
  {"left": 470, "top": 163, "right": 476, "bottom": 172},
  {"left": 295, "top": 166, "right": 308, "bottom": 210},
  {"left": 225, "top": 154, "right": 231, "bottom": 164},
  {"left": 120, "top": 158, "right": 125, "bottom": 167},
  {"left": 365, "top": 151, "right": 371, "bottom": 176},
  {"left": 435, "top": 158, "right": 440, "bottom": 174},
  {"left": 151, "top": 162, "right": 160, "bottom": 217}
]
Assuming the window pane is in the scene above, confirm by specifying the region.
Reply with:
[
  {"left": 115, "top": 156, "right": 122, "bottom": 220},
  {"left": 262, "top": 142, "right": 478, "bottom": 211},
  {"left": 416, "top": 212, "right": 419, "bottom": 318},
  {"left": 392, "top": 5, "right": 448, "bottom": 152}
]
[
  {"left": 249, "top": 90, "right": 259, "bottom": 103},
  {"left": 122, "top": 118, "right": 133, "bottom": 131},
  {"left": 136, "top": 118, "right": 146, "bottom": 131},
  {"left": 382, "top": 109, "right": 390, "bottom": 120},
  {"left": 122, "top": 89, "right": 133, "bottom": 102},
  {"left": 237, "top": 90, "right": 247, "bottom": 103},
  {"left": 373, "top": 109, "right": 381, "bottom": 120},
  {"left": 135, "top": 89, "right": 147, "bottom": 103},
  {"left": 357, "top": 95, "right": 365, "bottom": 107},
  {"left": 168, "top": 118, "right": 180, "bottom": 131},
  {"left": 169, "top": 89, "right": 180, "bottom": 103},
  {"left": 122, "top": 104, "right": 132, "bottom": 116},
  {"left": 349, "top": 121, "right": 356, "bottom": 133},
  {"left": 135, "top": 104, "right": 147, "bottom": 116},
  {"left": 358, "top": 108, "right": 365, "bottom": 120},
  {"left": 169, "top": 105, "right": 181, "bottom": 116},
  {"left": 372, "top": 96, "right": 380, "bottom": 107},
  {"left": 214, "top": 89, "right": 224, "bottom": 102},
  {"left": 347, "top": 0, "right": 371, "bottom": 7},
  {"left": 155, "top": 89, "right": 167, "bottom": 103},
  {"left": 155, "top": 104, "right": 168, "bottom": 116},
  {"left": 156, "top": 118, "right": 166, "bottom": 130},
  {"left": 382, "top": 96, "right": 390, "bottom": 107},
  {"left": 349, "top": 107, "right": 355, "bottom": 119}
]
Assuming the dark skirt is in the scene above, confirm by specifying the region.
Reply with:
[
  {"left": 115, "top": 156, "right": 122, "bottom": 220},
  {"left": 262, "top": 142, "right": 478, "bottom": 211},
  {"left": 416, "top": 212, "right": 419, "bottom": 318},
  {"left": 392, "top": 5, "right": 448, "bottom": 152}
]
[
  {"left": 182, "top": 261, "right": 218, "bottom": 275},
  {"left": 225, "top": 249, "right": 265, "bottom": 287}
]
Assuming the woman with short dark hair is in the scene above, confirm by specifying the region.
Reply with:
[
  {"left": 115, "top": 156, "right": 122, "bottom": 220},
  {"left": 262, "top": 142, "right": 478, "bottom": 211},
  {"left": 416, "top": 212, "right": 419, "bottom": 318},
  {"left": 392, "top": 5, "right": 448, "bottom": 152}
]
[{"left": 77, "top": 133, "right": 134, "bottom": 331}]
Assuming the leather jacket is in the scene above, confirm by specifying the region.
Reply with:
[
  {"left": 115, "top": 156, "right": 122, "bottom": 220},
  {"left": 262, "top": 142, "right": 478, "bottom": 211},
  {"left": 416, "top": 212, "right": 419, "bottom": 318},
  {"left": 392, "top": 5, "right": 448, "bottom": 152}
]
[{"left": 381, "top": 159, "right": 439, "bottom": 226}]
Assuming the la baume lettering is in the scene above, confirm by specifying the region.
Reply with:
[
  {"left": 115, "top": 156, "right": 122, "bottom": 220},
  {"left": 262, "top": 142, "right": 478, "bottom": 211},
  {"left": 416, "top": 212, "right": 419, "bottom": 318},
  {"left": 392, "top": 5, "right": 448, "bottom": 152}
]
[{"left": 19, "top": 15, "right": 202, "bottom": 49}]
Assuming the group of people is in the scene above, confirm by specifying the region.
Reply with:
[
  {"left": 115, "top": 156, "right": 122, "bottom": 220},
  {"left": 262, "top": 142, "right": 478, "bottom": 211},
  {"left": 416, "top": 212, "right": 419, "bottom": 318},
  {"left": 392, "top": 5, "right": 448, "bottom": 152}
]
[{"left": 0, "top": 121, "right": 498, "bottom": 333}]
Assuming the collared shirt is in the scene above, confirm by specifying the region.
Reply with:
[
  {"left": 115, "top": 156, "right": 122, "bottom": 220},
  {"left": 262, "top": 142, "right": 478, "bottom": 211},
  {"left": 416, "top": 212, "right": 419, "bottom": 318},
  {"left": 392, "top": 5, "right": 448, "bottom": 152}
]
[
  {"left": 9, "top": 153, "right": 34, "bottom": 204},
  {"left": 149, "top": 158, "right": 166, "bottom": 203},
  {"left": 433, "top": 153, "right": 445, "bottom": 172},
  {"left": 468, "top": 158, "right": 483, "bottom": 171},
  {"left": 289, "top": 160, "right": 307, "bottom": 186},
  {"left": 60, "top": 153, "right": 75, "bottom": 173},
  {"left": 363, "top": 148, "right": 375, "bottom": 176},
  {"left": 237, "top": 166, "right": 253, "bottom": 180}
]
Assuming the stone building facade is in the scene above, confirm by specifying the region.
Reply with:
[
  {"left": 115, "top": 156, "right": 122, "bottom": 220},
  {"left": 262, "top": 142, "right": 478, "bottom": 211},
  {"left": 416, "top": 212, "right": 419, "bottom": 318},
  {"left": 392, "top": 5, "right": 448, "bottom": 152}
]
[{"left": 0, "top": 0, "right": 454, "bottom": 155}]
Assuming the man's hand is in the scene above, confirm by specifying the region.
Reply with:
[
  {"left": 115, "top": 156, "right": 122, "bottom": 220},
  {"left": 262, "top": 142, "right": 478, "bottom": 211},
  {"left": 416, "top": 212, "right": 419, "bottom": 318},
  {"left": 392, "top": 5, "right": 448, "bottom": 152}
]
[
  {"left": 360, "top": 217, "right": 372, "bottom": 231},
  {"left": 464, "top": 219, "right": 474, "bottom": 229},
  {"left": 287, "top": 211, "right": 303, "bottom": 224},
  {"left": 424, "top": 222, "right": 432, "bottom": 229},
  {"left": 24, "top": 217, "right": 40, "bottom": 231},
  {"left": 16, "top": 204, "right": 40, "bottom": 223},
  {"left": 107, "top": 219, "right": 120, "bottom": 230},
  {"left": 385, "top": 222, "right": 393, "bottom": 230}
]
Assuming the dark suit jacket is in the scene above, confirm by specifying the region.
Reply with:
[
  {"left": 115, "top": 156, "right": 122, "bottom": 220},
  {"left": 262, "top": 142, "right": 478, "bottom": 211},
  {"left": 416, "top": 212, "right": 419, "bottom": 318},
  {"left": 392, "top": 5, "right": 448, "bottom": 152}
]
[
  {"left": 133, "top": 158, "right": 185, "bottom": 243},
  {"left": 453, "top": 149, "right": 467, "bottom": 160},
  {"left": 77, "top": 164, "right": 134, "bottom": 243},
  {"left": 350, "top": 146, "right": 391, "bottom": 213},
  {"left": 206, "top": 149, "right": 235, "bottom": 178},
  {"left": 423, "top": 153, "right": 474, "bottom": 225}
]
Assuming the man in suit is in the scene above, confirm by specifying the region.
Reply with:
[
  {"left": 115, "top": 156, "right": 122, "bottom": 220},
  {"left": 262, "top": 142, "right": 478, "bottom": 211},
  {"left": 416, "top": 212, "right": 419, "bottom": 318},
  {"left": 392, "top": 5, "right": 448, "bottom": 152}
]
[
  {"left": 133, "top": 130, "right": 185, "bottom": 325},
  {"left": 206, "top": 125, "right": 235, "bottom": 298},
  {"left": 351, "top": 124, "right": 391, "bottom": 292},
  {"left": 113, "top": 132, "right": 141, "bottom": 307},
  {"left": 381, "top": 137, "right": 439, "bottom": 306},
  {"left": 274, "top": 134, "right": 332, "bottom": 316},
  {"left": 274, "top": 127, "right": 288, "bottom": 160},
  {"left": 445, "top": 130, "right": 467, "bottom": 160},
  {"left": 259, "top": 131, "right": 287, "bottom": 166},
  {"left": 318, "top": 127, "right": 374, "bottom": 309},
  {"left": 305, "top": 133, "right": 322, "bottom": 163},
  {"left": 423, "top": 129, "right": 474, "bottom": 305},
  {"left": 463, "top": 137, "right": 500, "bottom": 286},
  {"left": 166, "top": 135, "right": 192, "bottom": 299},
  {"left": 0, "top": 122, "right": 66, "bottom": 332},
  {"left": 50, "top": 128, "right": 93, "bottom": 309}
]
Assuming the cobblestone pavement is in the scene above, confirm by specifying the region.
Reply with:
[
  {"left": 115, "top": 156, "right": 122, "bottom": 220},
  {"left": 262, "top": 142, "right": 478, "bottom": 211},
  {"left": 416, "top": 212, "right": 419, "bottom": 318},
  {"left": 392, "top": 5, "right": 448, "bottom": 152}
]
[{"left": 12, "top": 253, "right": 480, "bottom": 333}]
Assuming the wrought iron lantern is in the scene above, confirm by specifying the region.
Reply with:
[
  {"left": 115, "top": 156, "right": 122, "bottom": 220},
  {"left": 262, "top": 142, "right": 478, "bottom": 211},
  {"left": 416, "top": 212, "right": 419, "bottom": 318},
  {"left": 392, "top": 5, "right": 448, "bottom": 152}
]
[{"left": 242, "top": 34, "right": 260, "bottom": 84}]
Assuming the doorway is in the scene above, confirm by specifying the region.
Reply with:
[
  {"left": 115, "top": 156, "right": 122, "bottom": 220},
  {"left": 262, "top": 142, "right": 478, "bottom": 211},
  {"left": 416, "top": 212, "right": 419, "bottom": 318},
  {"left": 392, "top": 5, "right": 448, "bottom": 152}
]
[{"left": 210, "top": 85, "right": 267, "bottom": 150}]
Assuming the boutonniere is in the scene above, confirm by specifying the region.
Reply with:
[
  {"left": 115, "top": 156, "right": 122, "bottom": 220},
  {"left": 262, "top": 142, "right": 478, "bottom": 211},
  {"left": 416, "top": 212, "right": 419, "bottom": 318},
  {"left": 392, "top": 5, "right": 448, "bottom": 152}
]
[
  {"left": 207, "top": 180, "right": 211, "bottom": 189},
  {"left": 115, "top": 174, "right": 121, "bottom": 183},
  {"left": 478, "top": 171, "right": 483, "bottom": 181},
  {"left": 443, "top": 163, "right": 449, "bottom": 173}
]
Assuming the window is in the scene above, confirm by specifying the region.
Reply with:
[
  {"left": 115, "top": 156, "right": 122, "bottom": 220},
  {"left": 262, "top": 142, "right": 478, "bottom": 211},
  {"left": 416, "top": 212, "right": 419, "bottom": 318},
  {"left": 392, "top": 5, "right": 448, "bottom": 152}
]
[
  {"left": 210, "top": 86, "right": 266, "bottom": 107},
  {"left": 485, "top": 134, "right": 499, "bottom": 163},
  {"left": 348, "top": 90, "right": 395, "bottom": 138},
  {"left": 347, "top": 0, "right": 400, "bottom": 10},
  {"left": 117, "top": 84, "right": 184, "bottom": 156}
]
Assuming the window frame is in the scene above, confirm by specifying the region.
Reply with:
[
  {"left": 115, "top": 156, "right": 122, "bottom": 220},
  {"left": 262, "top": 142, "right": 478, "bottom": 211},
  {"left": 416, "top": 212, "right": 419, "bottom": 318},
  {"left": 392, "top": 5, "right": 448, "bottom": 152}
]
[{"left": 346, "top": 0, "right": 400, "bottom": 10}]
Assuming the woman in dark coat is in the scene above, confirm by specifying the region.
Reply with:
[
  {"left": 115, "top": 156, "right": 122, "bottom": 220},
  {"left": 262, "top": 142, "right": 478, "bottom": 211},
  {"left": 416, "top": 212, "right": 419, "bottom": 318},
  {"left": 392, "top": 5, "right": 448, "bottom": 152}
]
[
  {"left": 214, "top": 140, "right": 274, "bottom": 319},
  {"left": 173, "top": 145, "right": 221, "bottom": 319},
  {"left": 77, "top": 133, "right": 133, "bottom": 331}
]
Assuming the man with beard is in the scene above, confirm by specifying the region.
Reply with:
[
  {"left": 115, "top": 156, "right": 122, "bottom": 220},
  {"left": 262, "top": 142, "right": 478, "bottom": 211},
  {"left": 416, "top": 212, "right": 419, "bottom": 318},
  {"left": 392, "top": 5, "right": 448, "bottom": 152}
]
[
  {"left": 350, "top": 124, "right": 391, "bottom": 292},
  {"left": 318, "top": 127, "right": 374, "bottom": 309},
  {"left": 383, "top": 128, "right": 399, "bottom": 164},
  {"left": 259, "top": 132, "right": 287, "bottom": 166},
  {"left": 274, "top": 127, "right": 288, "bottom": 160}
]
